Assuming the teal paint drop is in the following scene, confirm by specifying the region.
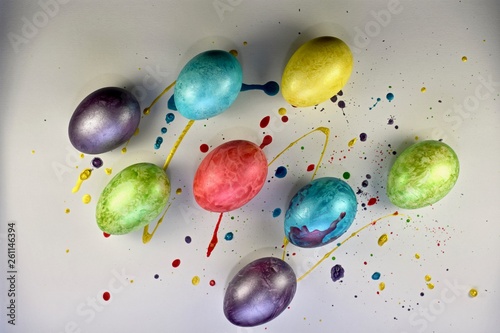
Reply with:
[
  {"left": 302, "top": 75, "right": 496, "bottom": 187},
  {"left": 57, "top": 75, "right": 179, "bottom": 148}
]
[
  {"left": 275, "top": 166, "right": 287, "bottom": 178},
  {"left": 272, "top": 208, "right": 282, "bottom": 218},
  {"left": 372, "top": 272, "right": 381, "bottom": 280},
  {"left": 224, "top": 232, "right": 234, "bottom": 241},
  {"left": 386, "top": 93, "right": 394, "bottom": 102},
  {"left": 241, "top": 81, "right": 279, "bottom": 96}
]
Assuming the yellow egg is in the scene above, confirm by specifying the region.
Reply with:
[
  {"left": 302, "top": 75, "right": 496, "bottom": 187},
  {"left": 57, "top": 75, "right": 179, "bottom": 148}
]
[{"left": 281, "top": 36, "right": 353, "bottom": 107}]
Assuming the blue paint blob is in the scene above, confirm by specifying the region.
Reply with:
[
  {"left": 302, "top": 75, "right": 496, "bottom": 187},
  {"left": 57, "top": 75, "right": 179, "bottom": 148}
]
[
  {"left": 161, "top": 127, "right": 167, "bottom": 134},
  {"left": 185, "top": 236, "right": 192, "bottom": 244},
  {"left": 154, "top": 136, "right": 163, "bottom": 149},
  {"left": 331, "top": 264, "right": 345, "bottom": 282},
  {"left": 272, "top": 208, "right": 282, "bottom": 218},
  {"left": 359, "top": 132, "right": 367, "bottom": 142},
  {"left": 369, "top": 97, "right": 382, "bottom": 110},
  {"left": 165, "top": 113, "right": 175, "bottom": 124},
  {"left": 241, "top": 81, "right": 279, "bottom": 96},
  {"left": 167, "top": 95, "right": 177, "bottom": 110},
  {"left": 224, "top": 232, "right": 234, "bottom": 241},
  {"left": 275, "top": 166, "right": 287, "bottom": 178},
  {"left": 154, "top": 274, "right": 159, "bottom": 279},
  {"left": 386, "top": 92, "right": 394, "bottom": 102},
  {"left": 372, "top": 272, "right": 381, "bottom": 280}
]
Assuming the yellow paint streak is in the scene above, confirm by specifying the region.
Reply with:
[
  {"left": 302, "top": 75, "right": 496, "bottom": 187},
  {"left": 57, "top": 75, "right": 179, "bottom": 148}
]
[
  {"left": 348, "top": 137, "right": 357, "bottom": 148},
  {"left": 162, "top": 119, "right": 195, "bottom": 171},
  {"left": 143, "top": 80, "right": 176, "bottom": 115},
  {"left": 142, "top": 202, "right": 172, "bottom": 244},
  {"left": 268, "top": 127, "right": 330, "bottom": 181},
  {"left": 296, "top": 212, "right": 401, "bottom": 282},
  {"left": 281, "top": 237, "right": 289, "bottom": 260},
  {"left": 72, "top": 169, "right": 92, "bottom": 193}
]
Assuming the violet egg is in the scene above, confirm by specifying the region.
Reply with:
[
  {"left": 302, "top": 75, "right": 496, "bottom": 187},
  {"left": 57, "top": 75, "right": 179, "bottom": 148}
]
[
  {"left": 224, "top": 257, "right": 297, "bottom": 327},
  {"left": 68, "top": 87, "right": 140, "bottom": 154}
]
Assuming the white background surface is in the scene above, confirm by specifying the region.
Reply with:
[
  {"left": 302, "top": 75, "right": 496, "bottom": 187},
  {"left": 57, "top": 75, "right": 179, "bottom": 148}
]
[{"left": 1, "top": 0, "right": 499, "bottom": 332}]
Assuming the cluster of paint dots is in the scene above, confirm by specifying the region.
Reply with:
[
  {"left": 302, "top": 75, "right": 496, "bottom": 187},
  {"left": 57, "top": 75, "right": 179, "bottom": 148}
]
[
  {"left": 330, "top": 90, "right": 346, "bottom": 110},
  {"left": 154, "top": 113, "right": 175, "bottom": 149}
]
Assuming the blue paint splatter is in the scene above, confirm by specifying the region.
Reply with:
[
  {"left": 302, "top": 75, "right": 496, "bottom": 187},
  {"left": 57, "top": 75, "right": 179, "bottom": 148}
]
[
  {"left": 224, "top": 232, "right": 234, "bottom": 241},
  {"left": 372, "top": 272, "right": 381, "bottom": 280},
  {"left": 161, "top": 127, "right": 167, "bottom": 134},
  {"left": 386, "top": 92, "right": 394, "bottom": 102},
  {"left": 165, "top": 113, "right": 175, "bottom": 124},
  {"left": 154, "top": 137, "right": 163, "bottom": 149},
  {"left": 272, "top": 208, "right": 282, "bottom": 218},
  {"left": 241, "top": 81, "right": 279, "bottom": 96},
  {"left": 185, "top": 236, "right": 192, "bottom": 244},
  {"left": 167, "top": 95, "right": 177, "bottom": 110},
  {"left": 275, "top": 166, "right": 287, "bottom": 178},
  {"left": 331, "top": 264, "right": 345, "bottom": 282},
  {"left": 369, "top": 97, "right": 381, "bottom": 110}
]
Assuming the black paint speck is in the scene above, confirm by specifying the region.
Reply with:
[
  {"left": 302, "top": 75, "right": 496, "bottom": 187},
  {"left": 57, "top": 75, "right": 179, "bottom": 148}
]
[{"left": 362, "top": 180, "right": 369, "bottom": 187}]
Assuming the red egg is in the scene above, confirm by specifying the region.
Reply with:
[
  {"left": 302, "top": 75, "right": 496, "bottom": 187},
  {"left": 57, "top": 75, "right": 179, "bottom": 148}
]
[{"left": 193, "top": 140, "right": 268, "bottom": 212}]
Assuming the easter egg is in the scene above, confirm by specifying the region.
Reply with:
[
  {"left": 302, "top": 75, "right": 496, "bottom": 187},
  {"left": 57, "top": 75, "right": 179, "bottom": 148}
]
[
  {"left": 193, "top": 140, "right": 267, "bottom": 212},
  {"left": 68, "top": 87, "right": 140, "bottom": 154},
  {"left": 174, "top": 50, "right": 243, "bottom": 120},
  {"left": 284, "top": 177, "right": 357, "bottom": 248},
  {"left": 387, "top": 140, "right": 459, "bottom": 209},
  {"left": 224, "top": 257, "right": 297, "bottom": 327},
  {"left": 281, "top": 36, "right": 353, "bottom": 107},
  {"left": 96, "top": 163, "right": 170, "bottom": 235}
]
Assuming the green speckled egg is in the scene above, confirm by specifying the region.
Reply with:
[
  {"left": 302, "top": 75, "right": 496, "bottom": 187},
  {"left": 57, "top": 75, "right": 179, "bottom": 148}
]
[
  {"left": 387, "top": 140, "right": 459, "bottom": 209},
  {"left": 96, "top": 163, "right": 170, "bottom": 234}
]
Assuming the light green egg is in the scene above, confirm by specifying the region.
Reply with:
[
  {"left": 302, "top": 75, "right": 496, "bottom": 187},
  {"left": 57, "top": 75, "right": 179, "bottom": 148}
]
[
  {"left": 387, "top": 140, "right": 459, "bottom": 209},
  {"left": 96, "top": 163, "right": 170, "bottom": 234}
]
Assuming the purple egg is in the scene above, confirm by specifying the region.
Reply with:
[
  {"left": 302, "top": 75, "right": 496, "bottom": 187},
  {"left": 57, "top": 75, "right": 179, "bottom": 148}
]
[
  {"left": 68, "top": 87, "right": 140, "bottom": 154},
  {"left": 224, "top": 257, "right": 297, "bottom": 327}
]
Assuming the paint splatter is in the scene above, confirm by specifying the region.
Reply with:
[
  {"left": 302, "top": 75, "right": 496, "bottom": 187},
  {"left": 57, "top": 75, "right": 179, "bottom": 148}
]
[
  {"left": 281, "top": 115, "right": 289, "bottom": 123},
  {"left": 207, "top": 213, "right": 223, "bottom": 257},
  {"left": 103, "top": 232, "right": 110, "bottom": 238},
  {"left": 272, "top": 208, "right": 282, "bottom": 218},
  {"left": 278, "top": 107, "right": 287, "bottom": 115},
  {"left": 154, "top": 136, "right": 163, "bottom": 149},
  {"left": 192, "top": 276, "right": 200, "bottom": 286},
  {"left": 462, "top": 56, "right": 468, "bottom": 62},
  {"left": 331, "top": 264, "right": 344, "bottom": 282},
  {"left": 367, "top": 198, "right": 377, "bottom": 206},
  {"left": 359, "top": 133, "right": 367, "bottom": 142},
  {"left": 154, "top": 274, "right": 159, "bottom": 279},
  {"left": 209, "top": 279, "right": 216, "bottom": 286},
  {"left": 306, "top": 164, "right": 315, "bottom": 172},
  {"left": 241, "top": 81, "right": 279, "bottom": 96},
  {"left": 172, "top": 259, "right": 181, "bottom": 268},
  {"left": 121, "top": 147, "right": 127, "bottom": 154},
  {"left": 72, "top": 169, "right": 92, "bottom": 193},
  {"left": 386, "top": 93, "right": 394, "bottom": 102},
  {"left": 161, "top": 127, "right": 167, "bottom": 134},
  {"left": 369, "top": 97, "right": 381, "bottom": 110},
  {"left": 91, "top": 157, "right": 103, "bottom": 168},
  {"left": 275, "top": 166, "right": 287, "bottom": 178},
  {"left": 425, "top": 275, "right": 432, "bottom": 282},
  {"left": 348, "top": 137, "right": 357, "bottom": 148},
  {"left": 65, "top": 208, "right": 70, "bottom": 214},
  {"left": 260, "top": 116, "right": 270, "bottom": 128},
  {"left": 185, "top": 236, "right": 192, "bottom": 244},
  {"left": 415, "top": 253, "right": 420, "bottom": 259},
  {"left": 259, "top": 135, "right": 273, "bottom": 149},
  {"left": 105, "top": 168, "right": 112, "bottom": 175},
  {"left": 378, "top": 234, "right": 388, "bottom": 246},
  {"left": 165, "top": 113, "right": 175, "bottom": 124},
  {"left": 379, "top": 282, "right": 386, "bottom": 291},
  {"left": 82, "top": 194, "right": 91, "bottom": 204},
  {"left": 372, "top": 272, "right": 381, "bottom": 280},
  {"left": 342, "top": 172, "right": 350, "bottom": 180},
  {"left": 469, "top": 289, "right": 478, "bottom": 297},
  {"left": 427, "top": 283, "right": 435, "bottom": 289},
  {"left": 421, "top": 87, "right": 427, "bottom": 93},
  {"left": 224, "top": 232, "right": 234, "bottom": 241},
  {"left": 176, "top": 188, "right": 182, "bottom": 195},
  {"left": 102, "top": 292, "right": 110, "bottom": 301},
  {"left": 200, "top": 143, "right": 209, "bottom": 153}
]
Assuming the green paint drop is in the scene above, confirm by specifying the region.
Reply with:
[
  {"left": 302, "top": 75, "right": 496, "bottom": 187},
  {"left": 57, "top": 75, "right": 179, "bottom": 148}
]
[{"left": 343, "top": 172, "right": 351, "bottom": 180}]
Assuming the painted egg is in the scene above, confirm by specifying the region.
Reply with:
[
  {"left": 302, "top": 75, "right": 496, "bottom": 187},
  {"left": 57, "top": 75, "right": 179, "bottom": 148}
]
[
  {"left": 174, "top": 50, "right": 243, "bottom": 120},
  {"left": 284, "top": 177, "right": 357, "bottom": 248},
  {"left": 68, "top": 87, "right": 140, "bottom": 154},
  {"left": 281, "top": 36, "right": 353, "bottom": 107},
  {"left": 193, "top": 140, "right": 268, "bottom": 212},
  {"left": 96, "top": 163, "right": 170, "bottom": 235},
  {"left": 224, "top": 257, "right": 297, "bottom": 327},
  {"left": 387, "top": 140, "right": 459, "bottom": 209}
]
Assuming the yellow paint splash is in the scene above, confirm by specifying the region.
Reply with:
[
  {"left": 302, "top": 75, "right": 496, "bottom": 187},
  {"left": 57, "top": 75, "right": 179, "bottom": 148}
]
[
  {"left": 379, "top": 282, "right": 386, "bottom": 291},
  {"left": 72, "top": 169, "right": 92, "bottom": 193},
  {"left": 462, "top": 56, "right": 468, "bottom": 62},
  {"left": 82, "top": 194, "right": 91, "bottom": 204},
  {"left": 176, "top": 188, "right": 182, "bottom": 195},
  {"left": 121, "top": 147, "right": 127, "bottom": 154},
  {"left": 427, "top": 283, "right": 435, "bottom": 290},
  {"left": 469, "top": 289, "right": 478, "bottom": 297},
  {"left": 348, "top": 137, "right": 357, "bottom": 148},
  {"left": 162, "top": 119, "right": 195, "bottom": 171},
  {"left": 143, "top": 80, "right": 176, "bottom": 115},
  {"left": 378, "top": 234, "right": 388, "bottom": 246},
  {"left": 31, "top": 150, "right": 35, "bottom": 154},
  {"left": 278, "top": 107, "right": 287, "bottom": 116},
  {"left": 65, "top": 208, "right": 70, "bottom": 214},
  {"left": 192, "top": 276, "right": 200, "bottom": 286},
  {"left": 268, "top": 127, "right": 330, "bottom": 182},
  {"left": 281, "top": 237, "right": 289, "bottom": 260},
  {"left": 142, "top": 202, "right": 172, "bottom": 244},
  {"left": 424, "top": 275, "right": 432, "bottom": 282},
  {"left": 297, "top": 212, "right": 401, "bottom": 282},
  {"left": 421, "top": 87, "right": 427, "bottom": 93},
  {"left": 415, "top": 253, "right": 420, "bottom": 259},
  {"left": 66, "top": 249, "right": 70, "bottom": 253},
  {"left": 105, "top": 168, "right": 112, "bottom": 175}
]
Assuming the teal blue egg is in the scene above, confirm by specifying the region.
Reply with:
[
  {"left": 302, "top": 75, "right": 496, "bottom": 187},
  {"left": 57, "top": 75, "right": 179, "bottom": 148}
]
[
  {"left": 284, "top": 177, "right": 357, "bottom": 248},
  {"left": 174, "top": 50, "right": 243, "bottom": 120}
]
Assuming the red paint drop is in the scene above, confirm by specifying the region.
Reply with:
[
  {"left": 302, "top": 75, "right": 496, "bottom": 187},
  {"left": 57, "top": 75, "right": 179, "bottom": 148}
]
[
  {"left": 281, "top": 115, "right": 289, "bottom": 123},
  {"left": 172, "top": 259, "right": 181, "bottom": 268},
  {"left": 207, "top": 212, "right": 224, "bottom": 257},
  {"left": 200, "top": 144, "right": 209, "bottom": 153},
  {"left": 260, "top": 115, "right": 270, "bottom": 128},
  {"left": 209, "top": 279, "right": 216, "bottom": 286},
  {"left": 307, "top": 164, "right": 315, "bottom": 172},
  {"left": 103, "top": 291, "right": 110, "bottom": 301},
  {"left": 103, "top": 232, "right": 110, "bottom": 238},
  {"left": 364, "top": 261, "right": 368, "bottom": 265},
  {"left": 259, "top": 135, "right": 273, "bottom": 149},
  {"left": 367, "top": 198, "right": 377, "bottom": 206}
]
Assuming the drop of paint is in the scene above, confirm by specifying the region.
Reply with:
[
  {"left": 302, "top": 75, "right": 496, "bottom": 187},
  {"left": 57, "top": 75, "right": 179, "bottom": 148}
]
[
  {"left": 165, "top": 113, "right": 175, "bottom": 124},
  {"left": 209, "top": 280, "right": 216, "bottom": 286},
  {"left": 200, "top": 143, "right": 209, "bottom": 153},
  {"left": 272, "top": 208, "right": 282, "bottom": 218},
  {"left": 172, "top": 259, "right": 181, "bottom": 268},
  {"left": 224, "top": 232, "right": 234, "bottom": 241},
  {"left": 359, "top": 133, "right": 367, "bottom": 142},
  {"left": 154, "top": 274, "right": 159, "bottom": 279},
  {"left": 281, "top": 115, "right": 289, "bottom": 123},
  {"left": 102, "top": 292, "right": 110, "bottom": 301},
  {"left": 342, "top": 172, "right": 350, "bottom": 179},
  {"left": 331, "top": 264, "right": 344, "bottom": 282},
  {"left": 260, "top": 116, "right": 271, "bottom": 128},
  {"left": 361, "top": 180, "right": 369, "bottom": 187},
  {"left": 306, "top": 164, "right": 315, "bottom": 172},
  {"left": 259, "top": 135, "right": 273, "bottom": 149},
  {"left": 185, "top": 236, "right": 192, "bottom": 244},
  {"left": 386, "top": 93, "right": 394, "bottom": 102},
  {"left": 275, "top": 166, "right": 287, "bottom": 178},
  {"left": 338, "top": 101, "right": 345, "bottom": 108},
  {"left": 372, "top": 272, "right": 381, "bottom": 280},
  {"left": 92, "top": 157, "right": 103, "bottom": 168},
  {"left": 161, "top": 127, "right": 167, "bottom": 134}
]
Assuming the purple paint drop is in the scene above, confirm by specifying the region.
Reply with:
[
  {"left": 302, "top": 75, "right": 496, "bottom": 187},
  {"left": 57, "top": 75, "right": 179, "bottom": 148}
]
[{"left": 331, "top": 264, "right": 345, "bottom": 282}]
